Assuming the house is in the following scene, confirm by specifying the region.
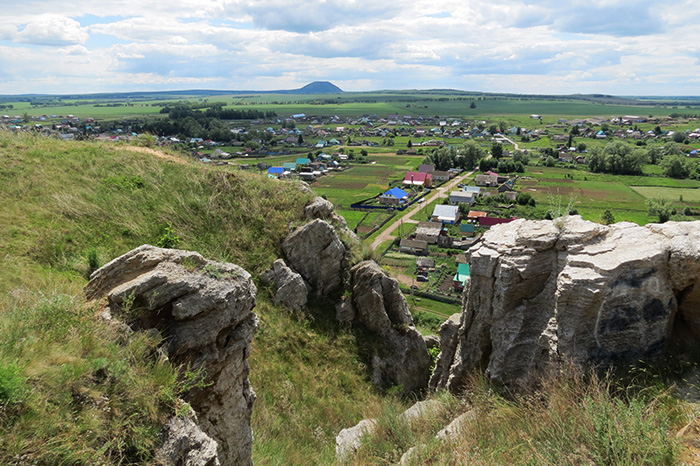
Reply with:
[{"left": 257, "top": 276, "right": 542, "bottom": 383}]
[
  {"left": 453, "top": 263, "right": 470, "bottom": 291},
  {"left": 432, "top": 170, "right": 450, "bottom": 183},
  {"left": 449, "top": 191, "right": 476, "bottom": 206},
  {"left": 379, "top": 187, "right": 409, "bottom": 205},
  {"left": 418, "top": 164, "right": 435, "bottom": 173},
  {"left": 415, "top": 221, "right": 442, "bottom": 244},
  {"left": 466, "top": 210, "right": 488, "bottom": 222},
  {"left": 460, "top": 223, "right": 475, "bottom": 236},
  {"left": 282, "top": 162, "right": 297, "bottom": 171},
  {"left": 298, "top": 172, "right": 317, "bottom": 182},
  {"left": 431, "top": 205, "right": 460, "bottom": 224},
  {"left": 497, "top": 182, "right": 516, "bottom": 193},
  {"left": 416, "top": 257, "right": 435, "bottom": 271},
  {"left": 462, "top": 186, "right": 482, "bottom": 195},
  {"left": 403, "top": 171, "right": 433, "bottom": 187},
  {"left": 296, "top": 157, "right": 311, "bottom": 165},
  {"left": 399, "top": 238, "right": 429, "bottom": 256},
  {"left": 475, "top": 174, "right": 499, "bottom": 187},
  {"left": 504, "top": 191, "right": 518, "bottom": 202},
  {"left": 267, "top": 167, "right": 284, "bottom": 179}
]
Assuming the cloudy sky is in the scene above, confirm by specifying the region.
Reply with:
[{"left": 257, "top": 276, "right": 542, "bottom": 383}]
[{"left": 1, "top": 0, "right": 699, "bottom": 96}]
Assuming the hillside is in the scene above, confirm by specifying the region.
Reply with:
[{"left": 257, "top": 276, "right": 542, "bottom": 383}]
[
  {"left": 1, "top": 132, "right": 699, "bottom": 465},
  {"left": 0, "top": 132, "right": 402, "bottom": 465}
]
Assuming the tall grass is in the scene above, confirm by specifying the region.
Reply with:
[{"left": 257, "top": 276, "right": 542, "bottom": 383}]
[{"left": 352, "top": 367, "right": 691, "bottom": 466}]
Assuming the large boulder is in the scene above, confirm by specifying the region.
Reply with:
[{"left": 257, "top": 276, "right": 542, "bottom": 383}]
[
  {"left": 282, "top": 219, "right": 348, "bottom": 297},
  {"left": 85, "top": 245, "right": 258, "bottom": 466},
  {"left": 260, "top": 258, "right": 309, "bottom": 312},
  {"left": 345, "top": 261, "right": 431, "bottom": 393},
  {"left": 432, "top": 217, "right": 700, "bottom": 390}
]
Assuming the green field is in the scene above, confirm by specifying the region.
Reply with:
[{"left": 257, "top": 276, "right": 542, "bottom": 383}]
[{"left": 630, "top": 185, "right": 700, "bottom": 202}]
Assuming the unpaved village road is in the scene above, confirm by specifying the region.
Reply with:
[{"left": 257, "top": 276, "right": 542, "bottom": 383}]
[
  {"left": 370, "top": 167, "right": 478, "bottom": 250},
  {"left": 367, "top": 140, "right": 518, "bottom": 251}
]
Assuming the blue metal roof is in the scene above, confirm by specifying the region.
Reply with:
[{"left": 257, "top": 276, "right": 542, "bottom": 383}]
[
  {"left": 268, "top": 167, "right": 284, "bottom": 174},
  {"left": 383, "top": 187, "right": 408, "bottom": 199}
]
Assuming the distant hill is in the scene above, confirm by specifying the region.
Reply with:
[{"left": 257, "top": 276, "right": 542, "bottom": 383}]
[{"left": 289, "top": 81, "right": 343, "bottom": 94}]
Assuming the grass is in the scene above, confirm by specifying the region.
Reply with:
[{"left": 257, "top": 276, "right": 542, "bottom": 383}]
[
  {"left": 0, "top": 131, "right": 395, "bottom": 464},
  {"left": 351, "top": 367, "right": 691, "bottom": 466}
]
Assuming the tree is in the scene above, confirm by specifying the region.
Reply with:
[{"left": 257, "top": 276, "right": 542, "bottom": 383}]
[
  {"left": 654, "top": 125, "right": 662, "bottom": 135},
  {"left": 661, "top": 153, "right": 691, "bottom": 179},
  {"left": 297, "top": 134, "right": 304, "bottom": 144},
  {"left": 673, "top": 131, "right": 686, "bottom": 143},
  {"left": 647, "top": 198, "right": 673, "bottom": 223},
  {"left": 491, "top": 142, "right": 503, "bottom": 159},
  {"left": 470, "top": 101, "right": 476, "bottom": 109},
  {"left": 576, "top": 142, "right": 587, "bottom": 152},
  {"left": 570, "top": 125, "right": 580, "bottom": 135},
  {"left": 567, "top": 133, "right": 574, "bottom": 148},
  {"left": 512, "top": 150, "right": 529, "bottom": 165},
  {"left": 488, "top": 124, "right": 499, "bottom": 135},
  {"left": 407, "top": 139, "right": 412, "bottom": 148},
  {"left": 600, "top": 209, "right": 615, "bottom": 225},
  {"left": 517, "top": 193, "right": 532, "bottom": 206},
  {"left": 544, "top": 156, "right": 556, "bottom": 167},
  {"left": 457, "top": 140, "right": 485, "bottom": 170}
]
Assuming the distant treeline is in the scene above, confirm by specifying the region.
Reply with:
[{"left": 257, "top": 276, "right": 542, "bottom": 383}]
[
  {"left": 141, "top": 103, "right": 276, "bottom": 140},
  {"left": 160, "top": 103, "right": 275, "bottom": 120}
]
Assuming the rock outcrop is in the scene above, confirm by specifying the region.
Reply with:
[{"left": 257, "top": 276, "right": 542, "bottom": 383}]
[
  {"left": 259, "top": 258, "right": 309, "bottom": 312},
  {"left": 282, "top": 219, "right": 348, "bottom": 297},
  {"left": 156, "top": 411, "right": 220, "bottom": 466},
  {"left": 431, "top": 217, "right": 700, "bottom": 390},
  {"left": 85, "top": 245, "right": 258, "bottom": 466},
  {"left": 342, "top": 260, "right": 431, "bottom": 393}
]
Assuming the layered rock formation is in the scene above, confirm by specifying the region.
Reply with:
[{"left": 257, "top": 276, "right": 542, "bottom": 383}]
[
  {"left": 84, "top": 245, "right": 258, "bottom": 466},
  {"left": 341, "top": 261, "right": 431, "bottom": 393},
  {"left": 259, "top": 258, "right": 309, "bottom": 312},
  {"left": 431, "top": 217, "right": 700, "bottom": 390},
  {"left": 282, "top": 219, "right": 348, "bottom": 297}
]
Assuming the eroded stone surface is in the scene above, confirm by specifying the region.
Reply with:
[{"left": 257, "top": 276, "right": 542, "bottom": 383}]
[
  {"left": 432, "top": 217, "right": 700, "bottom": 390},
  {"left": 85, "top": 245, "right": 258, "bottom": 466}
]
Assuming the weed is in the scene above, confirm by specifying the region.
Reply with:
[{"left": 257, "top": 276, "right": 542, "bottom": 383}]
[{"left": 156, "top": 222, "right": 180, "bottom": 249}]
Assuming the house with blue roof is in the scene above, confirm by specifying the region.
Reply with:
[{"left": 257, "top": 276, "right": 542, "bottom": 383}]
[
  {"left": 267, "top": 167, "right": 284, "bottom": 179},
  {"left": 379, "top": 187, "right": 409, "bottom": 205}
]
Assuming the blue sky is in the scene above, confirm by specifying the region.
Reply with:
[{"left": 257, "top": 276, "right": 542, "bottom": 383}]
[{"left": 1, "top": 0, "right": 699, "bottom": 95}]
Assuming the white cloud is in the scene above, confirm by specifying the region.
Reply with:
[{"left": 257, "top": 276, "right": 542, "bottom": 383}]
[{"left": 16, "top": 15, "right": 89, "bottom": 46}]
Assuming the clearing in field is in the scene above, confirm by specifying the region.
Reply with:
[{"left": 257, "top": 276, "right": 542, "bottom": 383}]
[{"left": 630, "top": 186, "right": 700, "bottom": 203}]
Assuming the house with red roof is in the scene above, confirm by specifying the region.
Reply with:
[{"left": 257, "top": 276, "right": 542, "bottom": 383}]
[{"left": 403, "top": 171, "right": 432, "bottom": 187}]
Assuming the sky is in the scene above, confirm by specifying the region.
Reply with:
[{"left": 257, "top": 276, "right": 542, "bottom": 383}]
[{"left": 1, "top": 0, "right": 699, "bottom": 96}]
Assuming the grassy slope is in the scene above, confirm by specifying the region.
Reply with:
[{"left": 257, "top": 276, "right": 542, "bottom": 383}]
[
  {"left": 0, "top": 131, "right": 697, "bottom": 465},
  {"left": 0, "top": 132, "right": 403, "bottom": 465}
]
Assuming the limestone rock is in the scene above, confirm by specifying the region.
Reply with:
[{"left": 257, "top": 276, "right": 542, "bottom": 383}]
[
  {"left": 400, "top": 399, "right": 444, "bottom": 425},
  {"left": 304, "top": 196, "right": 336, "bottom": 221},
  {"left": 436, "top": 410, "right": 476, "bottom": 441},
  {"left": 423, "top": 334, "right": 440, "bottom": 350},
  {"left": 348, "top": 261, "right": 431, "bottom": 393},
  {"left": 260, "top": 258, "right": 308, "bottom": 312},
  {"left": 85, "top": 245, "right": 258, "bottom": 466},
  {"left": 282, "top": 219, "right": 348, "bottom": 297},
  {"left": 432, "top": 217, "right": 700, "bottom": 390},
  {"left": 156, "top": 412, "right": 220, "bottom": 466},
  {"left": 399, "top": 444, "right": 427, "bottom": 465},
  {"left": 335, "top": 418, "right": 378, "bottom": 461},
  {"left": 428, "top": 313, "right": 463, "bottom": 390}
]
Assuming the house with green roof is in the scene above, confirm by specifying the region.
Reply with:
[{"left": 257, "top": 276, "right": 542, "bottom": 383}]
[{"left": 453, "top": 263, "right": 470, "bottom": 291}]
